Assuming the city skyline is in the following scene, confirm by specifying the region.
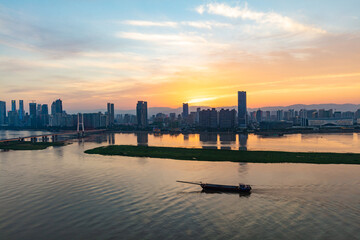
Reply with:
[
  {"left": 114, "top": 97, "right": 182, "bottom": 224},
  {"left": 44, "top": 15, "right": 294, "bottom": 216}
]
[{"left": 0, "top": 0, "right": 360, "bottom": 110}]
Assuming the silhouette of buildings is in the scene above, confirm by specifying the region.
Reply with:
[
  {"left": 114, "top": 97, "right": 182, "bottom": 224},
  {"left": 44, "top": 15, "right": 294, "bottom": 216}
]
[
  {"left": 0, "top": 101, "right": 6, "bottom": 125},
  {"left": 136, "top": 101, "right": 148, "bottom": 128},
  {"left": 219, "top": 109, "right": 236, "bottom": 129},
  {"left": 107, "top": 103, "right": 115, "bottom": 127},
  {"left": 238, "top": 91, "right": 247, "bottom": 128},
  {"left": 182, "top": 103, "right": 189, "bottom": 118}
]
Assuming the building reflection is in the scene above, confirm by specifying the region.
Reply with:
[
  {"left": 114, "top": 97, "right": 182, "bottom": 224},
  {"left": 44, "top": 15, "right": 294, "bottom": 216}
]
[
  {"left": 108, "top": 133, "right": 115, "bottom": 145},
  {"left": 239, "top": 134, "right": 248, "bottom": 151},
  {"left": 219, "top": 133, "right": 236, "bottom": 145},
  {"left": 137, "top": 132, "right": 148, "bottom": 146},
  {"left": 238, "top": 162, "right": 248, "bottom": 175},
  {"left": 199, "top": 132, "right": 217, "bottom": 143}
]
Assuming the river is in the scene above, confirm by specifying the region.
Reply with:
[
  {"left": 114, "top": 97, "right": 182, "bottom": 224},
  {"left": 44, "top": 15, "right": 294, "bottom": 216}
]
[{"left": 0, "top": 131, "right": 359, "bottom": 239}]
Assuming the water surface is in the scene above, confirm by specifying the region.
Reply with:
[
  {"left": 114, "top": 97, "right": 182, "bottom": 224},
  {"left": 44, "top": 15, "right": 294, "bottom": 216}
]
[{"left": 0, "top": 131, "right": 359, "bottom": 239}]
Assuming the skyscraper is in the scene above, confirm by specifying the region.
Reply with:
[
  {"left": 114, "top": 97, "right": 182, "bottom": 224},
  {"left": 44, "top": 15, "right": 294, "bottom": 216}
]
[
  {"left": 182, "top": 103, "right": 189, "bottom": 118},
  {"left": 41, "top": 104, "right": 49, "bottom": 126},
  {"left": 51, "top": 99, "right": 63, "bottom": 115},
  {"left": 29, "top": 102, "right": 37, "bottom": 128},
  {"left": 107, "top": 103, "right": 115, "bottom": 126},
  {"left": 0, "top": 101, "right": 6, "bottom": 125},
  {"left": 11, "top": 100, "right": 16, "bottom": 112},
  {"left": 238, "top": 91, "right": 247, "bottom": 128},
  {"left": 136, "top": 101, "right": 148, "bottom": 127},
  {"left": 19, "top": 100, "right": 24, "bottom": 120}
]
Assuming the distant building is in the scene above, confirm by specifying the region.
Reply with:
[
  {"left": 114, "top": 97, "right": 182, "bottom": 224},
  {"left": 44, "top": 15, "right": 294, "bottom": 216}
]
[
  {"left": 256, "top": 109, "right": 262, "bottom": 123},
  {"left": 308, "top": 118, "right": 353, "bottom": 126},
  {"left": 51, "top": 99, "right": 63, "bottom": 115},
  {"left": 199, "top": 108, "right": 218, "bottom": 129},
  {"left": 107, "top": 103, "right": 115, "bottom": 127},
  {"left": 182, "top": 103, "right": 189, "bottom": 118},
  {"left": 29, "top": 102, "right": 37, "bottom": 128},
  {"left": 0, "top": 101, "right": 6, "bottom": 125},
  {"left": 41, "top": 104, "right": 49, "bottom": 126},
  {"left": 83, "top": 112, "right": 106, "bottom": 129},
  {"left": 19, "top": 100, "right": 24, "bottom": 120},
  {"left": 219, "top": 109, "right": 236, "bottom": 129},
  {"left": 11, "top": 100, "right": 16, "bottom": 112},
  {"left": 238, "top": 91, "right": 247, "bottom": 128},
  {"left": 136, "top": 101, "right": 148, "bottom": 127}
]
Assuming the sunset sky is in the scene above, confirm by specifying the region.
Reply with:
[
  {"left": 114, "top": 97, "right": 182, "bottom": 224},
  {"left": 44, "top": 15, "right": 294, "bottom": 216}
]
[{"left": 0, "top": 0, "right": 360, "bottom": 112}]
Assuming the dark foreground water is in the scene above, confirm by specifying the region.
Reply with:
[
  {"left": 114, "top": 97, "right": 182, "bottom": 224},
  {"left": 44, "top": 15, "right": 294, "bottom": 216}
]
[{"left": 1, "top": 132, "right": 360, "bottom": 239}]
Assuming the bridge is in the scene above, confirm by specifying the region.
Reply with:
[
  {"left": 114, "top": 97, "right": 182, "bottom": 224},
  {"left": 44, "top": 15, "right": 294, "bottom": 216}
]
[
  {"left": 0, "top": 129, "right": 106, "bottom": 143},
  {"left": 0, "top": 113, "right": 106, "bottom": 143}
]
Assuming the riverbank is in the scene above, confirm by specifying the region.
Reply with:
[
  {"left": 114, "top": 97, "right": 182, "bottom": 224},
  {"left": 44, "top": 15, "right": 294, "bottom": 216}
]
[
  {"left": 0, "top": 141, "right": 68, "bottom": 150},
  {"left": 85, "top": 145, "right": 360, "bottom": 164}
]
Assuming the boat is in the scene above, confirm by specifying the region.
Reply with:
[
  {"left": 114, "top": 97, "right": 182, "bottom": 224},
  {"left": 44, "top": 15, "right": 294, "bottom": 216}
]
[{"left": 177, "top": 180, "right": 252, "bottom": 193}]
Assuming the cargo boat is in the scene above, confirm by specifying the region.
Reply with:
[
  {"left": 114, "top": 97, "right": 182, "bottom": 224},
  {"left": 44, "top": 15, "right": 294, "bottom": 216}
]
[{"left": 177, "top": 180, "right": 252, "bottom": 193}]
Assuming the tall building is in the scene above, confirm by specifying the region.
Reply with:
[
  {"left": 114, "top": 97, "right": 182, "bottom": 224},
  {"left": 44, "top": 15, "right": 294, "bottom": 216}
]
[
  {"left": 136, "top": 101, "right": 148, "bottom": 127},
  {"left": 11, "top": 100, "right": 16, "bottom": 112},
  {"left": 238, "top": 91, "right": 247, "bottom": 128},
  {"left": 0, "top": 101, "right": 6, "bottom": 125},
  {"left": 107, "top": 103, "right": 115, "bottom": 126},
  {"left": 51, "top": 99, "right": 63, "bottom": 115},
  {"left": 41, "top": 104, "right": 49, "bottom": 126},
  {"left": 182, "top": 103, "right": 189, "bottom": 118},
  {"left": 29, "top": 102, "right": 37, "bottom": 128},
  {"left": 199, "top": 108, "right": 218, "bottom": 129},
  {"left": 19, "top": 100, "right": 24, "bottom": 120},
  {"left": 219, "top": 109, "right": 236, "bottom": 129}
]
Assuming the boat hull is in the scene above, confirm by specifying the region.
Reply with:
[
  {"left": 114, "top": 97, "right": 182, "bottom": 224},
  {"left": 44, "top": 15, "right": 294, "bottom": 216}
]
[{"left": 201, "top": 184, "right": 251, "bottom": 193}]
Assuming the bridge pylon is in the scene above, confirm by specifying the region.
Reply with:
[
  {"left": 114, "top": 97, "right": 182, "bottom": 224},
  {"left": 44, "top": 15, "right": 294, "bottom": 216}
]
[{"left": 77, "top": 113, "right": 85, "bottom": 138}]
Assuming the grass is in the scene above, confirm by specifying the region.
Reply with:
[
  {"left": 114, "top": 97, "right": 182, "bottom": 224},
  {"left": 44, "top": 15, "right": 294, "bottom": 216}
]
[
  {"left": 0, "top": 141, "right": 67, "bottom": 150},
  {"left": 84, "top": 145, "right": 360, "bottom": 165}
]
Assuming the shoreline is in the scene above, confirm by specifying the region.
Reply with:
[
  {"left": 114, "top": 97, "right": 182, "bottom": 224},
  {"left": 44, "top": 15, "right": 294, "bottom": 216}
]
[
  {"left": 84, "top": 145, "right": 360, "bottom": 165},
  {"left": 0, "top": 141, "right": 68, "bottom": 150}
]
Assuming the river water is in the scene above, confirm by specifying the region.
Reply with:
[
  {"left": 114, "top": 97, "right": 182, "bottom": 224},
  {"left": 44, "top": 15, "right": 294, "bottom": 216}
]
[{"left": 0, "top": 131, "right": 360, "bottom": 240}]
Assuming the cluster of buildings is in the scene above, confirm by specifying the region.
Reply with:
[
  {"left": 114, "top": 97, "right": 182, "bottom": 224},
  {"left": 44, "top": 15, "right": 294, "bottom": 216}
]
[
  {"left": 0, "top": 99, "right": 115, "bottom": 129},
  {"left": 1, "top": 91, "right": 360, "bottom": 131}
]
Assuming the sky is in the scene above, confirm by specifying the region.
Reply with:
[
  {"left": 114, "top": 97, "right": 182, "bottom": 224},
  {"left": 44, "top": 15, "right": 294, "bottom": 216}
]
[{"left": 0, "top": 0, "right": 359, "bottom": 112}]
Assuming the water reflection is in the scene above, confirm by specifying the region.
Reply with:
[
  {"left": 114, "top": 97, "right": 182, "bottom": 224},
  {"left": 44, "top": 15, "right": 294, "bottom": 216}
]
[
  {"left": 137, "top": 132, "right": 148, "bottom": 146},
  {"left": 219, "top": 133, "right": 236, "bottom": 143},
  {"left": 199, "top": 132, "right": 217, "bottom": 143},
  {"left": 239, "top": 134, "right": 248, "bottom": 151},
  {"left": 238, "top": 162, "right": 249, "bottom": 175},
  {"left": 108, "top": 133, "right": 115, "bottom": 145}
]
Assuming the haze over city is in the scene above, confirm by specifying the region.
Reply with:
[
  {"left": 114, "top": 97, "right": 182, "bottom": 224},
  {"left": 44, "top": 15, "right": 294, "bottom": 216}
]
[{"left": 1, "top": 0, "right": 360, "bottom": 112}]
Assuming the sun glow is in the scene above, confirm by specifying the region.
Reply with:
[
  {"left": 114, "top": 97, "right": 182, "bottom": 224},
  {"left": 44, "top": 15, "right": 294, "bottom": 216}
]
[{"left": 187, "top": 96, "right": 219, "bottom": 104}]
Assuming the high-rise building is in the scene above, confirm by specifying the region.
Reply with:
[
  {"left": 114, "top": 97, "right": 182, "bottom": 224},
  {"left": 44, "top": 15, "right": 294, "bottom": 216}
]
[
  {"left": 41, "top": 104, "right": 49, "bottom": 126},
  {"left": 0, "top": 101, "right": 6, "bottom": 125},
  {"left": 19, "top": 100, "right": 24, "bottom": 120},
  {"left": 182, "top": 103, "right": 189, "bottom": 118},
  {"left": 29, "top": 102, "right": 37, "bottom": 128},
  {"left": 11, "top": 100, "right": 16, "bottom": 112},
  {"left": 256, "top": 109, "right": 262, "bottom": 123},
  {"left": 199, "top": 108, "right": 218, "bottom": 129},
  {"left": 51, "top": 99, "right": 63, "bottom": 115},
  {"left": 219, "top": 109, "right": 236, "bottom": 129},
  {"left": 107, "top": 103, "right": 115, "bottom": 126},
  {"left": 136, "top": 101, "right": 148, "bottom": 127},
  {"left": 238, "top": 91, "right": 247, "bottom": 128}
]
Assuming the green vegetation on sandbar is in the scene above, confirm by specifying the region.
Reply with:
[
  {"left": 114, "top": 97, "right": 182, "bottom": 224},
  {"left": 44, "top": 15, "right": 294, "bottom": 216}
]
[
  {"left": 0, "top": 141, "right": 67, "bottom": 150},
  {"left": 84, "top": 145, "right": 360, "bottom": 165}
]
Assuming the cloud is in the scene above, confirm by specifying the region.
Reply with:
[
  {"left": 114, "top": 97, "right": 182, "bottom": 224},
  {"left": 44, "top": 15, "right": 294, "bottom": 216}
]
[
  {"left": 116, "top": 32, "right": 207, "bottom": 45},
  {"left": 122, "top": 20, "right": 178, "bottom": 27},
  {"left": 122, "top": 20, "right": 231, "bottom": 29},
  {"left": 196, "top": 2, "right": 326, "bottom": 35}
]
